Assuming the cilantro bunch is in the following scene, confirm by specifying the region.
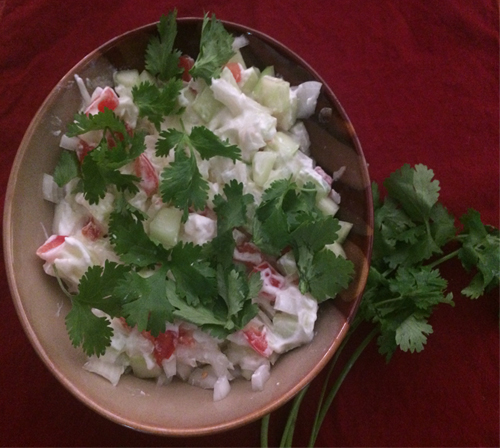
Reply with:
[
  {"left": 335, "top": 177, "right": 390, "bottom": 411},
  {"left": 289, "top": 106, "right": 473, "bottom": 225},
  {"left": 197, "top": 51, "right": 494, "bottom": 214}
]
[
  {"left": 261, "top": 164, "right": 499, "bottom": 447},
  {"left": 132, "top": 10, "right": 235, "bottom": 130}
]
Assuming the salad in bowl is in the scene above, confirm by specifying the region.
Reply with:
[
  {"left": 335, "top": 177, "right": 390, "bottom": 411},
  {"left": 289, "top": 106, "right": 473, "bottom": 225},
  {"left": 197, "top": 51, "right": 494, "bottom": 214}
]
[{"left": 5, "top": 10, "right": 372, "bottom": 434}]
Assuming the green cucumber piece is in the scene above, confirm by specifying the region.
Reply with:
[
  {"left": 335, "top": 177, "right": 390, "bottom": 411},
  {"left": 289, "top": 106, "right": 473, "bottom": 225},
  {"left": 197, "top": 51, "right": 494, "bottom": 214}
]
[{"left": 149, "top": 207, "right": 183, "bottom": 248}]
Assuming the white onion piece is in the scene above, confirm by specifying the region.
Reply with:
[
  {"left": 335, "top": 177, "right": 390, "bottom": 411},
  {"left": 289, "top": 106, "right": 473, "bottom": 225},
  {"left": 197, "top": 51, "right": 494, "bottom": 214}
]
[
  {"left": 292, "top": 81, "right": 322, "bottom": 119},
  {"left": 213, "top": 375, "right": 231, "bottom": 401},
  {"left": 251, "top": 364, "right": 270, "bottom": 391},
  {"left": 59, "top": 134, "right": 80, "bottom": 151},
  {"left": 232, "top": 35, "right": 249, "bottom": 51},
  {"left": 42, "top": 174, "right": 64, "bottom": 204}
]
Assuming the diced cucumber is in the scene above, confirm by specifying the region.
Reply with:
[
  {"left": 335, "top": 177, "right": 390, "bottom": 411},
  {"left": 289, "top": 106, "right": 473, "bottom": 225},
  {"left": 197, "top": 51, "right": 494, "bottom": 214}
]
[
  {"left": 220, "top": 66, "right": 240, "bottom": 89},
  {"left": 114, "top": 69, "right": 140, "bottom": 88},
  {"left": 252, "top": 151, "right": 277, "bottom": 187},
  {"left": 149, "top": 207, "right": 183, "bottom": 248},
  {"left": 296, "top": 167, "right": 331, "bottom": 198},
  {"left": 267, "top": 131, "right": 300, "bottom": 160},
  {"left": 317, "top": 196, "right": 339, "bottom": 217},
  {"left": 227, "top": 49, "right": 247, "bottom": 69},
  {"left": 240, "top": 67, "right": 260, "bottom": 95},
  {"left": 192, "top": 85, "right": 224, "bottom": 123},
  {"left": 276, "top": 251, "right": 298, "bottom": 276},
  {"left": 325, "top": 241, "right": 346, "bottom": 258},
  {"left": 260, "top": 66, "right": 275, "bottom": 77},
  {"left": 129, "top": 356, "right": 161, "bottom": 379},
  {"left": 252, "top": 75, "right": 297, "bottom": 130},
  {"left": 336, "top": 220, "right": 353, "bottom": 244},
  {"left": 139, "top": 70, "right": 156, "bottom": 85}
]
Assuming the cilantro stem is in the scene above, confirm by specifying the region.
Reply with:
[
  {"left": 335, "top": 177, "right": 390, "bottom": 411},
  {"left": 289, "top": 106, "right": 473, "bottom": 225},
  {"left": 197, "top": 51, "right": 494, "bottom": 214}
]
[
  {"left": 308, "top": 325, "right": 378, "bottom": 447},
  {"left": 426, "top": 248, "right": 460, "bottom": 269},
  {"left": 279, "top": 385, "right": 310, "bottom": 447},
  {"left": 260, "top": 414, "right": 270, "bottom": 448}
]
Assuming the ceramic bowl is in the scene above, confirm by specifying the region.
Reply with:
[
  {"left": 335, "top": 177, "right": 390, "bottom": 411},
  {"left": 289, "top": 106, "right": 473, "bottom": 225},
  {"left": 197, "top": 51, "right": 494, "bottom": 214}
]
[{"left": 3, "top": 18, "right": 373, "bottom": 436}]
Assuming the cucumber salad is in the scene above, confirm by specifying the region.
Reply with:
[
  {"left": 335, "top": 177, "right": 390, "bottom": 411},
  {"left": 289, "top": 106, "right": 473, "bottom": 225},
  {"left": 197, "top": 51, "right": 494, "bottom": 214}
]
[{"left": 36, "top": 11, "right": 354, "bottom": 401}]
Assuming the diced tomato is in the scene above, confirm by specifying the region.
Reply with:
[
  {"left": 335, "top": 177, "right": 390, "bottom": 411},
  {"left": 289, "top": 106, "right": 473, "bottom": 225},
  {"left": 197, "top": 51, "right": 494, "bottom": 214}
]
[
  {"left": 134, "top": 154, "right": 159, "bottom": 196},
  {"left": 252, "top": 261, "right": 286, "bottom": 300},
  {"left": 234, "top": 241, "right": 265, "bottom": 268},
  {"left": 81, "top": 217, "right": 102, "bottom": 241},
  {"left": 36, "top": 235, "right": 66, "bottom": 261},
  {"left": 225, "top": 62, "right": 242, "bottom": 83},
  {"left": 84, "top": 86, "right": 119, "bottom": 116},
  {"left": 153, "top": 330, "right": 178, "bottom": 364},
  {"left": 76, "top": 139, "right": 95, "bottom": 163},
  {"left": 243, "top": 326, "right": 270, "bottom": 357},
  {"left": 141, "top": 330, "right": 178, "bottom": 365},
  {"left": 178, "top": 55, "right": 195, "bottom": 82}
]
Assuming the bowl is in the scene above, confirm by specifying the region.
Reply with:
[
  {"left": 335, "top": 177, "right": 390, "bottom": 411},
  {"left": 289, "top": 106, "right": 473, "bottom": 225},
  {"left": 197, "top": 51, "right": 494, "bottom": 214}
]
[{"left": 3, "top": 18, "right": 373, "bottom": 436}]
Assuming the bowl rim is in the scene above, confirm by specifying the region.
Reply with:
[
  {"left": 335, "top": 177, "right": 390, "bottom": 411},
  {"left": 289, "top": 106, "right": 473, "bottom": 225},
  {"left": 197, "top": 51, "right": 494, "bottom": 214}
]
[{"left": 3, "top": 16, "right": 373, "bottom": 436}]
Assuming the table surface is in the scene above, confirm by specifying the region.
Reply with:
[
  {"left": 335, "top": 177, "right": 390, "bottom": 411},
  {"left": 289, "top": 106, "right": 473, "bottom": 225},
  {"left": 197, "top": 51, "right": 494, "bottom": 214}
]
[{"left": 0, "top": 1, "right": 498, "bottom": 447}]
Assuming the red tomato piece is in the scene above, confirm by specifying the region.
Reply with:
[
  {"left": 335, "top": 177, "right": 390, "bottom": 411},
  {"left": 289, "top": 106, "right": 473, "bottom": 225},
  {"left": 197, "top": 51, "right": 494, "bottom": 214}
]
[
  {"left": 252, "top": 261, "right": 286, "bottom": 300},
  {"left": 85, "top": 86, "right": 119, "bottom": 116},
  {"left": 76, "top": 139, "right": 95, "bottom": 163},
  {"left": 234, "top": 241, "right": 265, "bottom": 267},
  {"left": 81, "top": 217, "right": 102, "bottom": 241},
  {"left": 225, "top": 62, "right": 242, "bottom": 83},
  {"left": 243, "top": 327, "right": 270, "bottom": 357},
  {"left": 152, "top": 330, "right": 178, "bottom": 365},
  {"left": 134, "top": 154, "right": 159, "bottom": 196},
  {"left": 36, "top": 235, "right": 66, "bottom": 256},
  {"left": 178, "top": 55, "right": 195, "bottom": 82}
]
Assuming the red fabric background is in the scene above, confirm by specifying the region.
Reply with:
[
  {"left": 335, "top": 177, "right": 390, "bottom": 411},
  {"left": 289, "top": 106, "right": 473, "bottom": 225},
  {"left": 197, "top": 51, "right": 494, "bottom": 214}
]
[{"left": 0, "top": 1, "right": 498, "bottom": 446}]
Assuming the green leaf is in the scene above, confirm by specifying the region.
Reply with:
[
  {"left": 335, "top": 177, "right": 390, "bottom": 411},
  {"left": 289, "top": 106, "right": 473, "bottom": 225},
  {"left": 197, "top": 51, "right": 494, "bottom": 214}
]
[
  {"left": 458, "top": 209, "right": 500, "bottom": 298},
  {"left": 189, "top": 126, "right": 241, "bottom": 161},
  {"left": 213, "top": 180, "right": 253, "bottom": 234},
  {"left": 395, "top": 315, "right": 433, "bottom": 353},
  {"left": 132, "top": 78, "right": 183, "bottom": 130},
  {"left": 189, "top": 13, "right": 235, "bottom": 83},
  {"left": 296, "top": 246, "right": 354, "bottom": 302},
  {"left": 145, "top": 11, "right": 183, "bottom": 81},
  {"left": 384, "top": 164, "right": 440, "bottom": 221},
  {"left": 119, "top": 269, "right": 175, "bottom": 336},
  {"left": 109, "top": 207, "right": 168, "bottom": 267},
  {"left": 156, "top": 128, "right": 186, "bottom": 157},
  {"left": 159, "top": 146, "right": 209, "bottom": 219},
  {"left": 53, "top": 150, "right": 79, "bottom": 187},
  {"left": 66, "top": 108, "right": 128, "bottom": 138}
]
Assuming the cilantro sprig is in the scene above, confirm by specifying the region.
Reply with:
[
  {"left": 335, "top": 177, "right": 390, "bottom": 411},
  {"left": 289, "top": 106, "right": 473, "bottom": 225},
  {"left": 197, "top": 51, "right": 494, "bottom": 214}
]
[
  {"left": 54, "top": 108, "right": 146, "bottom": 204},
  {"left": 252, "top": 178, "right": 354, "bottom": 300},
  {"left": 261, "top": 164, "right": 499, "bottom": 448},
  {"left": 156, "top": 126, "right": 241, "bottom": 220}
]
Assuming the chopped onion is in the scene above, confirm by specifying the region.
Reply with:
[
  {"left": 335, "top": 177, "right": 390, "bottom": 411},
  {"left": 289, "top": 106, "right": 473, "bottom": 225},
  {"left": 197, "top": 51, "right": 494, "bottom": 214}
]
[
  {"left": 213, "top": 375, "right": 231, "bottom": 401},
  {"left": 59, "top": 134, "right": 80, "bottom": 151},
  {"left": 232, "top": 35, "right": 249, "bottom": 51},
  {"left": 251, "top": 364, "right": 270, "bottom": 391},
  {"left": 292, "top": 81, "right": 322, "bottom": 119},
  {"left": 83, "top": 354, "right": 126, "bottom": 386},
  {"left": 42, "top": 173, "right": 64, "bottom": 204}
]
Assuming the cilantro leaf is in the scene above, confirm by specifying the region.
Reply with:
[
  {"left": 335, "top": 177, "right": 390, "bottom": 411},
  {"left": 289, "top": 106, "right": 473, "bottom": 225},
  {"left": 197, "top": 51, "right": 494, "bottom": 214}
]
[
  {"left": 159, "top": 146, "right": 209, "bottom": 220},
  {"left": 109, "top": 206, "right": 168, "bottom": 267},
  {"left": 155, "top": 128, "right": 186, "bottom": 156},
  {"left": 65, "top": 261, "right": 130, "bottom": 356},
  {"left": 384, "top": 164, "right": 440, "bottom": 221},
  {"left": 66, "top": 108, "right": 128, "bottom": 138},
  {"left": 213, "top": 180, "right": 253, "bottom": 234},
  {"left": 168, "top": 242, "right": 217, "bottom": 306},
  {"left": 458, "top": 209, "right": 500, "bottom": 298},
  {"left": 296, "top": 246, "right": 354, "bottom": 301},
  {"left": 53, "top": 150, "right": 79, "bottom": 187},
  {"left": 119, "top": 268, "right": 175, "bottom": 336},
  {"left": 132, "top": 78, "right": 183, "bottom": 130},
  {"left": 189, "top": 13, "right": 235, "bottom": 84},
  {"left": 145, "top": 11, "right": 183, "bottom": 81},
  {"left": 189, "top": 126, "right": 241, "bottom": 161}
]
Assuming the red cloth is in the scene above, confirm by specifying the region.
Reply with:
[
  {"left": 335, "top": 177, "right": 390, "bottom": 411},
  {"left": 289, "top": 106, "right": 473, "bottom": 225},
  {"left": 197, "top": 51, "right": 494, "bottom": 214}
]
[{"left": 0, "top": 1, "right": 498, "bottom": 446}]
